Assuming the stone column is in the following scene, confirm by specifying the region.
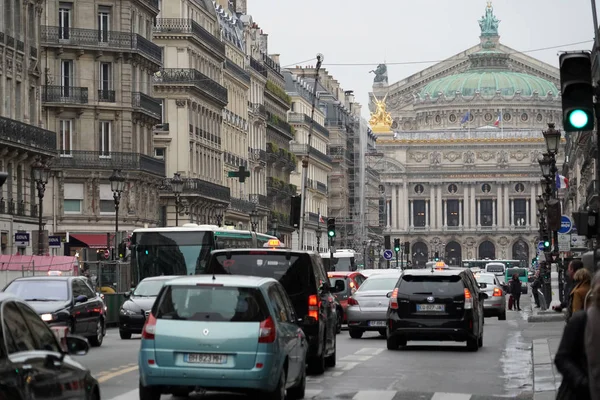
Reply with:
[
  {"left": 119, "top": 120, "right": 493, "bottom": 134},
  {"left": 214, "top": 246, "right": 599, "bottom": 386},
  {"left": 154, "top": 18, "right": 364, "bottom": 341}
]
[
  {"left": 410, "top": 200, "right": 414, "bottom": 228},
  {"left": 443, "top": 199, "right": 447, "bottom": 227},
  {"left": 526, "top": 201, "right": 530, "bottom": 227},
  {"left": 476, "top": 199, "right": 480, "bottom": 227},
  {"left": 509, "top": 199, "right": 514, "bottom": 226},
  {"left": 403, "top": 181, "right": 409, "bottom": 230},
  {"left": 437, "top": 185, "right": 443, "bottom": 229},
  {"left": 471, "top": 185, "right": 476, "bottom": 228},
  {"left": 504, "top": 184, "right": 510, "bottom": 227},
  {"left": 391, "top": 185, "right": 398, "bottom": 229},
  {"left": 398, "top": 184, "right": 405, "bottom": 230},
  {"left": 429, "top": 187, "right": 435, "bottom": 228},
  {"left": 425, "top": 200, "right": 429, "bottom": 228},
  {"left": 492, "top": 200, "right": 496, "bottom": 226},
  {"left": 386, "top": 200, "right": 391, "bottom": 228},
  {"left": 458, "top": 200, "right": 462, "bottom": 227},
  {"left": 463, "top": 185, "right": 469, "bottom": 227},
  {"left": 530, "top": 183, "right": 537, "bottom": 227},
  {"left": 497, "top": 184, "right": 503, "bottom": 228}
]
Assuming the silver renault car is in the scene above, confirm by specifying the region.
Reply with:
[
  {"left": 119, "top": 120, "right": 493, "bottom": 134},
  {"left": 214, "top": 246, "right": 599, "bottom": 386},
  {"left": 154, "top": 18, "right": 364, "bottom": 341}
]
[
  {"left": 474, "top": 272, "right": 507, "bottom": 320},
  {"left": 346, "top": 271, "right": 401, "bottom": 338}
]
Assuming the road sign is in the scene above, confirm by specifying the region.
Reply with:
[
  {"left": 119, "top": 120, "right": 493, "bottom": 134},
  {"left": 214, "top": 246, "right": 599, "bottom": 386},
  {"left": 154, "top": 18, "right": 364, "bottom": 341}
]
[
  {"left": 15, "top": 232, "right": 30, "bottom": 247},
  {"left": 537, "top": 241, "right": 545, "bottom": 253},
  {"left": 558, "top": 234, "right": 571, "bottom": 251},
  {"left": 103, "top": 250, "right": 110, "bottom": 259},
  {"left": 48, "top": 236, "right": 62, "bottom": 248},
  {"left": 558, "top": 215, "right": 573, "bottom": 234},
  {"left": 383, "top": 249, "right": 394, "bottom": 260}
]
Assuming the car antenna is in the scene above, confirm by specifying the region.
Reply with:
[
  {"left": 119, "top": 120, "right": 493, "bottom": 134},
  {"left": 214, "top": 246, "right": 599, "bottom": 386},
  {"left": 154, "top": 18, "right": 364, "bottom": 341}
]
[{"left": 212, "top": 273, "right": 216, "bottom": 281}]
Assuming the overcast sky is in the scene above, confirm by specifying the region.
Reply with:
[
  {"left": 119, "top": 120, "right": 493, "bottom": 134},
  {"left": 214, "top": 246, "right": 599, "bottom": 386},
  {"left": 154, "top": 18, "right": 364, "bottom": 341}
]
[{"left": 246, "top": 0, "right": 594, "bottom": 120}]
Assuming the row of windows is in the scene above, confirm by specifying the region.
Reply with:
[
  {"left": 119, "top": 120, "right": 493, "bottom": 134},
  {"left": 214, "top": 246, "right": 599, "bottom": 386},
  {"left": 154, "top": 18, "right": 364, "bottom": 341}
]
[
  {"left": 63, "top": 182, "right": 118, "bottom": 214},
  {"left": 426, "top": 112, "right": 548, "bottom": 124},
  {"left": 414, "top": 183, "right": 527, "bottom": 194},
  {"left": 0, "top": 75, "right": 37, "bottom": 123},
  {"left": 0, "top": 0, "right": 36, "bottom": 42},
  {"left": 59, "top": 120, "right": 111, "bottom": 155}
]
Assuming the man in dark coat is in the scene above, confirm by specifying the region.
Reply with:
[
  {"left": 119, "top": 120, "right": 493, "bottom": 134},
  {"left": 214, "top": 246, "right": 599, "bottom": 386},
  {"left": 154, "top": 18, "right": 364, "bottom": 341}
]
[{"left": 554, "top": 260, "right": 584, "bottom": 313}]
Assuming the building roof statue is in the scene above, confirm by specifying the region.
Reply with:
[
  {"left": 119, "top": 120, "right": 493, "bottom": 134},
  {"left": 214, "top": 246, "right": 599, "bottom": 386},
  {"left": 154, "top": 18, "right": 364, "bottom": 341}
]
[
  {"left": 369, "top": 93, "right": 393, "bottom": 133},
  {"left": 370, "top": 64, "right": 388, "bottom": 85},
  {"left": 478, "top": 2, "right": 500, "bottom": 37}
]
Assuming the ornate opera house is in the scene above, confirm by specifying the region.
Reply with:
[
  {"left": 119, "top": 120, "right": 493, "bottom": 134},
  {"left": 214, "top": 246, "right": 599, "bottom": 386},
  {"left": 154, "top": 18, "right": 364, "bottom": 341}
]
[{"left": 369, "top": 3, "right": 564, "bottom": 266}]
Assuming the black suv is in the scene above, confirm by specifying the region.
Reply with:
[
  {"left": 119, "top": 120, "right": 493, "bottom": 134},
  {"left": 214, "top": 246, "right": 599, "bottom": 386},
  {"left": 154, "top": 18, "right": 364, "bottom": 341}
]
[
  {"left": 204, "top": 249, "right": 337, "bottom": 374},
  {"left": 386, "top": 268, "right": 487, "bottom": 352}
]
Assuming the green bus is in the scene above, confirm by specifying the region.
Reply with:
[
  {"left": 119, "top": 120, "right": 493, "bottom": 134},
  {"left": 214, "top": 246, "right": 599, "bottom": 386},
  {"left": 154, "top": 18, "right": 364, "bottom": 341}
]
[{"left": 461, "top": 259, "right": 526, "bottom": 269}]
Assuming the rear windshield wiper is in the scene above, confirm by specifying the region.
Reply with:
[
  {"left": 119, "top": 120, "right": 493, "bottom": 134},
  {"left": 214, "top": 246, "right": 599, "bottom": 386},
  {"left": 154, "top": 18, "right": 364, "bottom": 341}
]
[{"left": 411, "top": 292, "right": 433, "bottom": 295}]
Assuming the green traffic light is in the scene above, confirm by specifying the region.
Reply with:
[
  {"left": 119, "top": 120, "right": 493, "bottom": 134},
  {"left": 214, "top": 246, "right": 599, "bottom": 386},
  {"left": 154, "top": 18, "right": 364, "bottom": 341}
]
[
  {"left": 569, "top": 109, "right": 589, "bottom": 129},
  {"left": 544, "top": 241, "right": 550, "bottom": 247},
  {"left": 328, "top": 231, "right": 335, "bottom": 237}
]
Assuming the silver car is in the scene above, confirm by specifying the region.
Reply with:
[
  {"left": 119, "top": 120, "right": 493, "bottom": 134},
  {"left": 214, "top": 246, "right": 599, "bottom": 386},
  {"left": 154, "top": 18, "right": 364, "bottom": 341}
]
[
  {"left": 474, "top": 272, "right": 506, "bottom": 320},
  {"left": 346, "top": 271, "right": 401, "bottom": 338}
]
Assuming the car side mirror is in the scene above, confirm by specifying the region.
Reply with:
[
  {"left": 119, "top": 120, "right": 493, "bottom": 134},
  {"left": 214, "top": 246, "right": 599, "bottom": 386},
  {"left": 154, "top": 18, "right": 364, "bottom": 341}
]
[
  {"left": 478, "top": 283, "right": 487, "bottom": 289},
  {"left": 65, "top": 335, "right": 89, "bottom": 356},
  {"left": 123, "top": 292, "right": 130, "bottom": 299},
  {"left": 74, "top": 295, "right": 88, "bottom": 304},
  {"left": 479, "top": 292, "right": 489, "bottom": 300},
  {"left": 386, "top": 291, "right": 393, "bottom": 298}
]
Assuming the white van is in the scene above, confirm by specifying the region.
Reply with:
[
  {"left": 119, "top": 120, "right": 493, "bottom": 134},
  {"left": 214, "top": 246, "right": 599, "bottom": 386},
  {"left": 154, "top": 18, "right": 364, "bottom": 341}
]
[
  {"left": 485, "top": 262, "right": 506, "bottom": 279},
  {"left": 320, "top": 249, "right": 357, "bottom": 272}
]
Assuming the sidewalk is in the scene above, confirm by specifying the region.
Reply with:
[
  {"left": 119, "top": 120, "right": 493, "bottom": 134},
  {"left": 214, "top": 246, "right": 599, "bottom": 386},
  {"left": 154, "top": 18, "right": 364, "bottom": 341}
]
[{"left": 527, "top": 271, "right": 565, "bottom": 323}]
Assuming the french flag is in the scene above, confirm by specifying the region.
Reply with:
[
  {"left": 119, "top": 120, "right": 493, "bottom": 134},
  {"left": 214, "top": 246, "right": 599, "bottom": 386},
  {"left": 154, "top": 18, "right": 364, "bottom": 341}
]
[
  {"left": 494, "top": 112, "right": 502, "bottom": 126},
  {"left": 556, "top": 173, "right": 569, "bottom": 189},
  {"left": 318, "top": 212, "right": 325, "bottom": 224}
]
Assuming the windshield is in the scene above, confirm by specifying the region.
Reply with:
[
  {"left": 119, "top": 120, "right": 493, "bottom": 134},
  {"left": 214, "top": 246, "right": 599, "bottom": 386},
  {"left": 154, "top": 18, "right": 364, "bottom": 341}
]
[
  {"left": 132, "top": 231, "right": 214, "bottom": 281},
  {"left": 358, "top": 276, "right": 398, "bottom": 291},
  {"left": 476, "top": 274, "right": 496, "bottom": 284},
  {"left": 322, "top": 256, "right": 356, "bottom": 272},
  {"left": 5, "top": 280, "right": 69, "bottom": 301},
  {"left": 133, "top": 280, "right": 168, "bottom": 297},
  {"left": 486, "top": 264, "right": 505, "bottom": 273},
  {"left": 156, "top": 285, "right": 268, "bottom": 322}
]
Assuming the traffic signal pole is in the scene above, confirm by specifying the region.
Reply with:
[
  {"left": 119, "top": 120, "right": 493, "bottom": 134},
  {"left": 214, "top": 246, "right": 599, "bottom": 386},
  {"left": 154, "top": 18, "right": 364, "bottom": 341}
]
[{"left": 395, "top": 250, "right": 399, "bottom": 269}]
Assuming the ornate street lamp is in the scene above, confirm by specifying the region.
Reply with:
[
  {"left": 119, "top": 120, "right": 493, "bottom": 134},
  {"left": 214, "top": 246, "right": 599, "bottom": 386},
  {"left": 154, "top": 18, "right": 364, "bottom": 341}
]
[
  {"left": 315, "top": 225, "right": 323, "bottom": 251},
  {"left": 271, "top": 217, "right": 279, "bottom": 239},
  {"left": 109, "top": 169, "right": 125, "bottom": 261},
  {"left": 538, "top": 154, "right": 552, "bottom": 178},
  {"left": 249, "top": 209, "right": 260, "bottom": 232},
  {"left": 542, "top": 123, "right": 561, "bottom": 155},
  {"left": 171, "top": 173, "right": 184, "bottom": 226},
  {"left": 536, "top": 196, "right": 545, "bottom": 212},
  {"left": 32, "top": 158, "right": 50, "bottom": 256},
  {"left": 215, "top": 206, "right": 225, "bottom": 227}
]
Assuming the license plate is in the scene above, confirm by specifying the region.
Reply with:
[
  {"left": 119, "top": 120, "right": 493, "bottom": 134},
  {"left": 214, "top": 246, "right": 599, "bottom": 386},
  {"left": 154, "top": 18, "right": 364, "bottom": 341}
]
[
  {"left": 417, "top": 304, "right": 445, "bottom": 312},
  {"left": 368, "top": 321, "right": 386, "bottom": 327},
  {"left": 184, "top": 353, "right": 227, "bottom": 364}
]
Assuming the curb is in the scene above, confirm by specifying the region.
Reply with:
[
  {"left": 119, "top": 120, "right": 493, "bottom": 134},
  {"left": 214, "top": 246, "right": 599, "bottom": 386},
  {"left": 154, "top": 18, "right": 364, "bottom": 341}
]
[
  {"left": 532, "top": 338, "right": 559, "bottom": 398},
  {"left": 527, "top": 313, "right": 566, "bottom": 323}
]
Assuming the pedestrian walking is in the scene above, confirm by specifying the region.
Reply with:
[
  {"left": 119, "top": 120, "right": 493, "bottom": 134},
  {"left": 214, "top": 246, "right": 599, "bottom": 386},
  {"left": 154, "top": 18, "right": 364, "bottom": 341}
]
[
  {"left": 567, "top": 268, "right": 592, "bottom": 321},
  {"left": 585, "top": 271, "right": 600, "bottom": 400},
  {"left": 509, "top": 273, "right": 522, "bottom": 311},
  {"left": 532, "top": 269, "right": 542, "bottom": 308},
  {"left": 554, "top": 260, "right": 584, "bottom": 314}
]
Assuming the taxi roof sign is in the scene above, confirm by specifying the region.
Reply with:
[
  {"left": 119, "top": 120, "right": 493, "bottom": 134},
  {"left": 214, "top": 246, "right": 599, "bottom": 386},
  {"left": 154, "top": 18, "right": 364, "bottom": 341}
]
[{"left": 264, "top": 239, "right": 283, "bottom": 248}]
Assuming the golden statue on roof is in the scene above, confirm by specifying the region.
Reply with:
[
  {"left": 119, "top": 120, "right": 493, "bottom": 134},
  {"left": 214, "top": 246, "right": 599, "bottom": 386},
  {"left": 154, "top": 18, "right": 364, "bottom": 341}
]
[{"left": 369, "top": 93, "right": 393, "bottom": 133}]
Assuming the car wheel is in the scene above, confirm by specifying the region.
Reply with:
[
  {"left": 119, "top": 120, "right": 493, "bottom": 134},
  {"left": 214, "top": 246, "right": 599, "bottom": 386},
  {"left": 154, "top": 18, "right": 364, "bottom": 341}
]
[
  {"left": 265, "top": 369, "right": 286, "bottom": 400},
  {"left": 171, "top": 388, "right": 190, "bottom": 397},
  {"left": 378, "top": 329, "right": 387, "bottom": 337},
  {"left": 498, "top": 311, "right": 507, "bottom": 321},
  {"left": 286, "top": 364, "right": 306, "bottom": 400},
  {"left": 119, "top": 330, "right": 132, "bottom": 340},
  {"left": 139, "top": 381, "right": 160, "bottom": 400},
  {"left": 466, "top": 337, "right": 479, "bottom": 352},
  {"left": 387, "top": 335, "right": 400, "bottom": 350},
  {"left": 307, "top": 345, "right": 326, "bottom": 375},
  {"left": 349, "top": 328, "right": 363, "bottom": 339},
  {"left": 325, "top": 334, "right": 336, "bottom": 368},
  {"left": 336, "top": 310, "right": 342, "bottom": 334},
  {"left": 88, "top": 319, "right": 104, "bottom": 347},
  {"left": 89, "top": 386, "right": 100, "bottom": 400},
  {"left": 478, "top": 335, "right": 483, "bottom": 348}
]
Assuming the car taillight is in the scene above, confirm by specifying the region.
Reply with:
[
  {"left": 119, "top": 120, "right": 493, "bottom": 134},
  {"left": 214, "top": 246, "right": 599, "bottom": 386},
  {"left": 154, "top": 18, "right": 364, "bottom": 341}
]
[
  {"left": 141, "top": 313, "right": 157, "bottom": 340},
  {"left": 389, "top": 288, "right": 399, "bottom": 309},
  {"left": 464, "top": 288, "right": 473, "bottom": 309},
  {"left": 308, "top": 294, "right": 320, "bottom": 320},
  {"left": 258, "top": 316, "right": 276, "bottom": 343},
  {"left": 493, "top": 287, "right": 503, "bottom": 297},
  {"left": 348, "top": 297, "right": 359, "bottom": 306}
]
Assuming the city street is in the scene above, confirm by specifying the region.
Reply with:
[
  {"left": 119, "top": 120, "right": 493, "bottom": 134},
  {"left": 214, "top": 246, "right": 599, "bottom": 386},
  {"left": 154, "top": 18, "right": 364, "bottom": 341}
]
[{"left": 84, "top": 298, "right": 536, "bottom": 400}]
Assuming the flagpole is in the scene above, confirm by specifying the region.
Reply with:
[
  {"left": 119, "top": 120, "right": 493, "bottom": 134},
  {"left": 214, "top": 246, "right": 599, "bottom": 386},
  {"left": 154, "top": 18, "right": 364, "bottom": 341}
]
[{"left": 500, "top": 108, "right": 503, "bottom": 135}]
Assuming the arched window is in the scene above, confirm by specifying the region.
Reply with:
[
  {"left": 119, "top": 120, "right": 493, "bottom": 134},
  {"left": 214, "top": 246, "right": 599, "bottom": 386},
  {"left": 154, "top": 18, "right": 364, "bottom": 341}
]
[
  {"left": 478, "top": 241, "right": 495, "bottom": 259},
  {"left": 411, "top": 242, "right": 428, "bottom": 267},
  {"left": 445, "top": 241, "right": 462, "bottom": 266},
  {"left": 512, "top": 240, "right": 529, "bottom": 261}
]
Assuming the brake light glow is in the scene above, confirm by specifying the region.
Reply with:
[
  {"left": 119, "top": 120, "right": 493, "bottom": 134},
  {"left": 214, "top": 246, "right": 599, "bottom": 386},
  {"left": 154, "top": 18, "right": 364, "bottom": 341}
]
[
  {"left": 389, "top": 288, "right": 399, "bottom": 309},
  {"left": 141, "top": 313, "right": 157, "bottom": 340},
  {"left": 258, "top": 316, "right": 276, "bottom": 343},
  {"left": 493, "top": 287, "right": 503, "bottom": 297},
  {"left": 464, "top": 288, "right": 473, "bottom": 309},
  {"left": 308, "top": 295, "right": 320, "bottom": 320},
  {"left": 347, "top": 297, "right": 359, "bottom": 306}
]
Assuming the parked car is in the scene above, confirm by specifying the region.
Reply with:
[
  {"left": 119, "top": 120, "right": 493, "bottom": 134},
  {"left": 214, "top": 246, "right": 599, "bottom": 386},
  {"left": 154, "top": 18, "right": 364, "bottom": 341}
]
[
  {"left": 328, "top": 271, "right": 367, "bottom": 325},
  {"left": 0, "top": 293, "right": 100, "bottom": 400},
  {"left": 346, "top": 271, "right": 401, "bottom": 338},
  {"left": 118, "top": 275, "right": 179, "bottom": 339},
  {"left": 387, "top": 268, "right": 487, "bottom": 351},
  {"left": 3, "top": 276, "right": 106, "bottom": 347},
  {"left": 139, "top": 275, "right": 307, "bottom": 400},
  {"left": 474, "top": 272, "right": 507, "bottom": 320},
  {"left": 203, "top": 249, "right": 337, "bottom": 375}
]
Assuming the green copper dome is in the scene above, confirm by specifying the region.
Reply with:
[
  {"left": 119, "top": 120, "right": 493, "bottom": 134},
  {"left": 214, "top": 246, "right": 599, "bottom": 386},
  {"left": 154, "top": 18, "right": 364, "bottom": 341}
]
[{"left": 419, "top": 70, "right": 559, "bottom": 99}]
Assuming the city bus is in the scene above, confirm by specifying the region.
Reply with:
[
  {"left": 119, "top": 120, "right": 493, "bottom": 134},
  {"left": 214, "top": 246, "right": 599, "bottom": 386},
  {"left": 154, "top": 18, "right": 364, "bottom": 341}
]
[
  {"left": 320, "top": 249, "right": 358, "bottom": 272},
  {"left": 129, "top": 224, "right": 277, "bottom": 282},
  {"left": 461, "top": 259, "right": 526, "bottom": 270}
]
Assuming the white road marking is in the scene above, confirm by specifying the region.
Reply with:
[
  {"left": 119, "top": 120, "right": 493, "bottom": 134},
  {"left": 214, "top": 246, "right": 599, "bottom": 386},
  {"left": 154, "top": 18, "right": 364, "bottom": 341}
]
[
  {"left": 431, "top": 393, "right": 472, "bottom": 400},
  {"left": 353, "top": 390, "right": 398, "bottom": 400},
  {"left": 108, "top": 388, "right": 324, "bottom": 400},
  {"left": 305, "top": 389, "right": 324, "bottom": 398},
  {"left": 354, "top": 347, "right": 384, "bottom": 355},
  {"left": 340, "top": 361, "right": 359, "bottom": 370},
  {"left": 340, "top": 354, "right": 373, "bottom": 361}
]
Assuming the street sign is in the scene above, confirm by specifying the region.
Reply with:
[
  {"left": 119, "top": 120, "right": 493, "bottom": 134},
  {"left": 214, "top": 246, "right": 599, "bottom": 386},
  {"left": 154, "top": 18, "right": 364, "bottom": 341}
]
[
  {"left": 558, "top": 215, "right": 573, "bottom": 234},
  {"left": 103, "top": 250, "right": 110, "bottom": 259},
  {"left": 537, "top": 241, "right": 545, "bottom": 253},
  {"left": 48, "top": 236, "right": 62, "bottom": 248},
  {"left": 558, "top": 234, "right": 571, "bottom": 251},
  {"left": 383, "top": 249, "right": 394, "bottom": 260},
  {"left": 15, "top": 232, "right": 30, "bottom": 247}
]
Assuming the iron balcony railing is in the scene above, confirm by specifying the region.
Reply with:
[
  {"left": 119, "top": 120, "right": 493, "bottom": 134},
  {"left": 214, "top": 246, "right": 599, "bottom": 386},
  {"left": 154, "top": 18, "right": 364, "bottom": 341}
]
[
  {"left": 160, "top": 178, "right": 230, "bottom": 202},
  {"left": 0, "top": 199, "right": 38, "bottom": 218},
  {"left": 139, "top": 0, "right": 159, "bottom": 10},
  {"left": 132, "top": 92, "right": 161, "bottom": 119},
  {"left": 249, "top": 57, "right": 268, "bottom": 78},
  {"left": 40, "top": 26, "right": 162, "bottom": 65},
  {"left": 30, "top": 46, "right": 37, "bottom": 58},
  {"left": 289, "top": 143, "right": 332, "bottom": 166},
  {"left": 249, "top": 194, "right": 270, "bottom": 208},
  {"left": 17, "top": 39, "right": 24, "bottom": 52},
  {"left": 262, "top": 53, "right": 282, "bottom": 77},
  {"left": 51, "top": 151, "right": 165, "bottom": 176},
  {"left": 230, "top": 197, "right": 255, "bottom": 214},
  {"left": 98, "top": 90, "right": 115, "bottom": 102},
  {"left": 0, "top": 116, "right": 57, "bottom": 153},
  {"left": 249, "top": 148, "right": 267, "bottom": 163},
  {"left": 153, "top": 18, "right": 225, "bottom": 56},
  {"left": 43, "top": 85, "right": 89, "bottom": 104},
  {"left": 224, "top": 59, "right": 250, "bottom": 84},
  {"left": 266, "top": 112, "right": 293, "bottom": 137},
  {"left": 154, "top": 68, "right": 227, "bottom": 106},
  {"left": 288, "top": 112, "right": 329, "bottom": 137},
  {"left": 316, "top": 181, "right": 328, "bottom": 194}
]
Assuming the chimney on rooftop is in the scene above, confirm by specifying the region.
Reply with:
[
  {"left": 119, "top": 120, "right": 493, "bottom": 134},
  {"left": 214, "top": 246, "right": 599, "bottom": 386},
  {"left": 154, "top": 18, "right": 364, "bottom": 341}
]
[{"left": 270, "top": 54, "right": 280, "bottom": 64}]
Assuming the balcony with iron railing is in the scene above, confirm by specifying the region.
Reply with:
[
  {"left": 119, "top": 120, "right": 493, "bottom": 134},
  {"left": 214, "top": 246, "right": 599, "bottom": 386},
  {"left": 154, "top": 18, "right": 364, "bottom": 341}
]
[
  {"left": 316, "top": 181, "right": 328, "bottom": 194},
  {"left": 132, "top": 92, "right": 162, "bottom": 120},
  {"left": 0, "top": 199, "right": 39, "bottom": 219},
  {"left": 98, "top": 90, "right": 115, "bottom": 102},
  {"left": 230, "top": 197, "right": 255, "bottom": 214},
  {"left": 155, "top": 68, "right": 228, "bottom": 106},
  {"left": 249, "top": 148, "right": 267, "bottom": 164},
  {"left": 224, "top": 59, "right": 250, "bottom": 84},
  {"left": 43, "top": 86, "right": 89, "bottom": 104},
  {"left": 249, "top": 193, "right": 270, "bottom": 208},
  {"left": 153, "top": 18, "right": 225, "bottom": 56},
  {"left": 266, "top": 112, "right": 293, "bottom": 139},
  {"left": 289, "top": 143, "right": 332, "bottom": 166},
  {"left": 249, "top": 57, "right": 268, "bottom": 78},
  {"left": 287, "top": 112, "right": 329, "bottom": 138},
  {"left": 0, "top": 116, "right": 57, "bottom": 154},
  {"left": 40, "top": 26, "right": 162, "bottom": 65},
  {"left": 51, "top": 151, "right": 165, "bottom": 176},
  {"left": 267, "top": 177, "right": 297, "bottom": 197},
  {"left": 160, "top": 177, "right": 230, "bottom": 202}
]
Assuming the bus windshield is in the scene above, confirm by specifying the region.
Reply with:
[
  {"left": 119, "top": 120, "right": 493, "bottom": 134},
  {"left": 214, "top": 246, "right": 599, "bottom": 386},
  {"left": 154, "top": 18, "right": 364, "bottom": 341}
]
[
  {"left": 322, "top": 257, "right": 356, "bottom": 272},
  {"left": 132, "top": 231, "right": 214, "bottom": 281}
]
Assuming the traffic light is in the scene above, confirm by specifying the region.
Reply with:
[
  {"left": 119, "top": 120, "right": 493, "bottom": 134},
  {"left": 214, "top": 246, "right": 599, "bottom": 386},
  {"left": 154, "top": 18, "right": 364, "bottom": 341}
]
[
  {"left": 542, "top": 236, "right": 551, "bottom": 251},
  {"left": 118, "top": 241, "right": 127, "bottom": 260},
  {"left": 546, "top": 199, "right": 562, "bottom": 231},
  {"left": 404, "top": 241, "right": 410, "bottom": 254},
  {"left": 327, "top": 218, "right": 335, "bottom": 237},
  {"left": 289, "top": 196, "right": 301, "bottom": 227},
  {"left": 559, "top": 52, "right": 594, "bottom": 132},
  {"left": 434, "top": 251, "right": 440, "bottom": 261},
  {"left": 393, "top": 239, "right": 400, "bottom": 252}
]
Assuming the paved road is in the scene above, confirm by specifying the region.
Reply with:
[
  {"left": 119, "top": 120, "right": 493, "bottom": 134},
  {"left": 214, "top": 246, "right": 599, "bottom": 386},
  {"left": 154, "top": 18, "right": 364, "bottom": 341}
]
[{"left": 83, "top": 297, "right": 535, "bottom": 400}]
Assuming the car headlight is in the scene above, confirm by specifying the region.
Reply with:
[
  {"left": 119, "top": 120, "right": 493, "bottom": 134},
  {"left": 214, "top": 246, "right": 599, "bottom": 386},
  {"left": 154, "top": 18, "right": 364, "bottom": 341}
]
[
  {"left": 120, "top": 308, "right": 136, "bottom": 316},
  {"left": 41, "top": 313, "right": 54, "bottom": 322}
]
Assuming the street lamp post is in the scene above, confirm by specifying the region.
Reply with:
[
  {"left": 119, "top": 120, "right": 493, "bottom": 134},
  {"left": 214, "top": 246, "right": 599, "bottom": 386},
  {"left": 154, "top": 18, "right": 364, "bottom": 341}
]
[
  {"left": 171, "top": 173, "right": 184, "bottom": 226},
  {"left": 315, "top": 225, "right": 323, "bottom": 252},
  {"left": 271, "top": 217, "right": 279, "bottom": 239},
  {"left": 109, "top": 169, "right": 125, "bottom": 261},
  {"left": 249, "top": 209, "right": 260, "bottom": 232},
  {"left": 215, "top": 206, "right": 224, "bottom": 227},
  {"left": 32, "top": 158, "right": 50, "bottom": 256},
  {"left": 362, "top": 240, "right": 368, "bottom": 269}
]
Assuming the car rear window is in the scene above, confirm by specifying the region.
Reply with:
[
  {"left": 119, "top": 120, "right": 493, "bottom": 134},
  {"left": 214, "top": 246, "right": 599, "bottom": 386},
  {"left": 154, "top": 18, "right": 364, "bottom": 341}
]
[
  {"left": 398, "top": 275, "right": 464, "bottom": 295},
  {"left": 329, "top": 277, "right": 347, "bottom": 292},
  {"left": 507, "top": 268, "right": 527, "bottom": 277},
  {"left": 486, "top": 264, "right": 505, "bottom": 273},
  {"left": 155, "top": 285, "right": 268, "bottom": 322},
  {"left": 475, "top": 274, "right": 496, "bottom": 284},
  {"left": 358, "top": 277, "right": 398, "bottom": 291}
]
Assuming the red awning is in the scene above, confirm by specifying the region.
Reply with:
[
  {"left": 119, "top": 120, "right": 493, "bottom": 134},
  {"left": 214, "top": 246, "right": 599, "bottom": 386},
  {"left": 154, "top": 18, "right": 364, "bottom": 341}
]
[{"left": 69, "top": 234, "right": 114, "bottom": 249}]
